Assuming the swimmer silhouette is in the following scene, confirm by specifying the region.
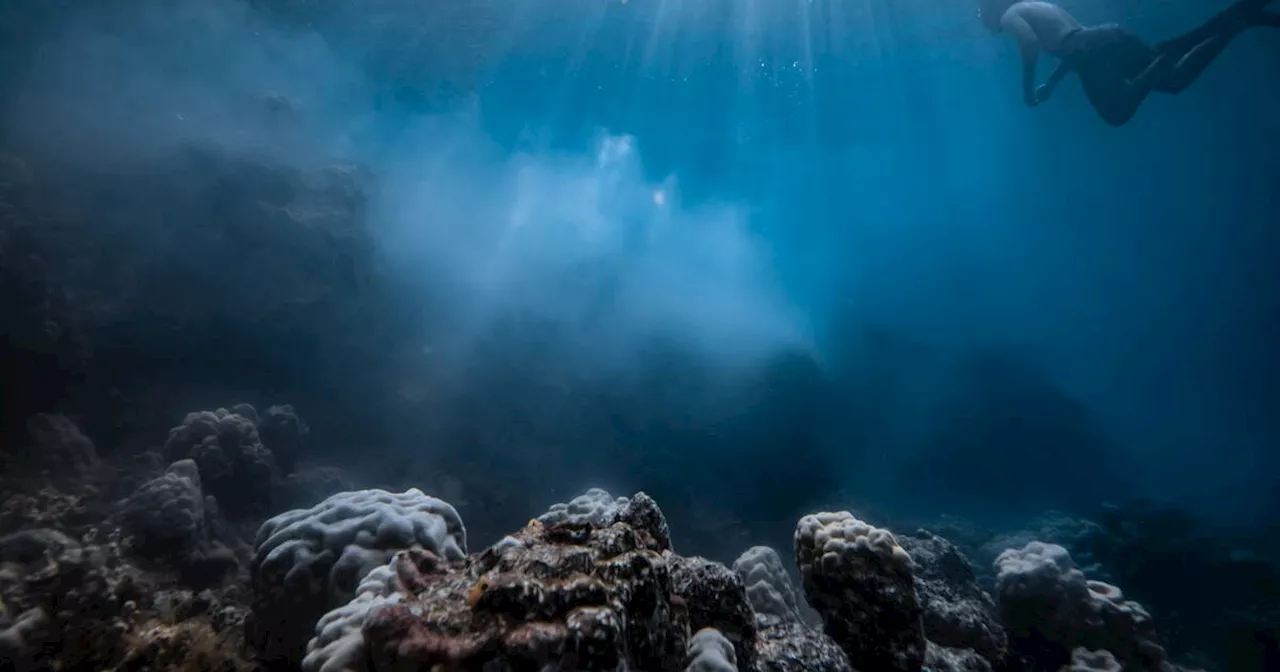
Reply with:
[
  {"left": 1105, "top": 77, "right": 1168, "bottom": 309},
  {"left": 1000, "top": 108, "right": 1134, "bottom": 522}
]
[{"left": 979, "top": 0, "right": 1280, "bottom": 126}]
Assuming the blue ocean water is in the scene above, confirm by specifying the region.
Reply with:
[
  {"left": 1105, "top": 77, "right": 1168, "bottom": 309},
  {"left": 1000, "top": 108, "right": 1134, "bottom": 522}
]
[{"left": 1, "top": 0, "right": 1278, "bottom": 669}]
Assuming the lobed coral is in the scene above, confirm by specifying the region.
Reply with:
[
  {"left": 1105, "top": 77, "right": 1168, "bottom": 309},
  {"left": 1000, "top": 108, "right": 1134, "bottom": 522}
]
[
  {"left": 795, "top": 511, "right": 926, "bottom": 672},
  {"left": 248, "top": 487, "right": 466, "bottom": 664},
  {"left": 685, "top": 627, "right": 738, "bottom": 672},
  {"left": 257, "top": 404, "right": 308, "bottom": 476},
  {"left": 119, "top": 459, "right": 205, "bottom": 555},
  {"left": 537, "top": 487, "right": 633, "bottom": 529},
  {"left": 994, "top": 541, "right": 1169, "bottom": 671},
  {"left": 163, "top": 407, "right": 276, "bottom": 518},
  {"left": 732, "top": 545, "right": 806, "bottom": 627}
]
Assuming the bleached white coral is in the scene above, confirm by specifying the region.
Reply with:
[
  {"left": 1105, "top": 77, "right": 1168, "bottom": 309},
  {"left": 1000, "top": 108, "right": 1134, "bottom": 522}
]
[
  {"left": 685, "top": 627, "right": 738, "bottom": 672},
  {"left": 249, "top": 488, "right": 466, "bottom": 662}
]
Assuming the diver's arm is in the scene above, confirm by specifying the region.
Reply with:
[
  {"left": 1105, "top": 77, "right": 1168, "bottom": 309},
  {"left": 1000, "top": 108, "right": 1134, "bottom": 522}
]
[
  {"left": 1020, "top": 45, "right": 1040, "bottom": 106},
  {"left": 1002, "top": 14, "right": 1042, "bottom": 106},
  {"left": 1043, "top": 59, "right": 1071, "bottom": 92}
]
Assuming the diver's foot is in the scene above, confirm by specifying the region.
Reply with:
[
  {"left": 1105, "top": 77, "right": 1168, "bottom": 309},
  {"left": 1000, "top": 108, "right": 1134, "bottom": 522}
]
[
  {"left": 1224, "top": 0, "right": 1273, "bottom": 28},
  {"left": 1251, "top": 9, "right": 1280, "bottom": 27}
]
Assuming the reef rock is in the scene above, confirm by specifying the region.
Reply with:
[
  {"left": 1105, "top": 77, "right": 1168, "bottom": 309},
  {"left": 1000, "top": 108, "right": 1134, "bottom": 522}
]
[
  {"left": 354, "top": 491, "right": 683, "bottom": 670},
  {"left": 750, "top": 621, "right": 853, "bottom": 672},
  {"left": 667, "top": 552, "right": 758, "bottom": 669},
  {"left": 925, "top": 641, "right": 995, "bottom": 672},
  {"left": 795, "top": 511, "right": 926, "bottom": 672},
  {"left": 20, "top": 413, "right": 97, "bottom": 478},
  {"left": 0, "top": 605, "right": 47, "bottom": 671},
  {"left": 1062, "top": 647, "right": 1123, "bottom": 672},
  {"left": 901, "top": 530, "right": 1008, "bottom": 667}
]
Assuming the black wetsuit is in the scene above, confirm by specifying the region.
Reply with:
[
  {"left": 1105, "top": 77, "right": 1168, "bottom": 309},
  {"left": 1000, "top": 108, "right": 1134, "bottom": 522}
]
[{"left": 1052, "top": 25, "right": 1156, "bottom": 125}]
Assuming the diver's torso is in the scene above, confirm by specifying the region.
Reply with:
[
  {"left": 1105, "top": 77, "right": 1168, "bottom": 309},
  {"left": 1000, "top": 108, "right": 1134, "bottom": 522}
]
[{"left": 1009, "top": 1, "right": 1085, "bottom": 53}]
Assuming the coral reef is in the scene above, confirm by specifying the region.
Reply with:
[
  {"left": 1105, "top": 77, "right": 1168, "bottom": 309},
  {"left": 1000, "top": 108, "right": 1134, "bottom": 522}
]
[
  {"left": 350, "top": 492, "right": 686, "bottom": 670},
  {"left": 537, "top": 487, "right": 633, "bottom": 528},
  {"left": 258, "top": 404, "right": 308, "bottom": 476},
  {"left": 994, "top": 541, "right": 1168, "bottom": 671},
  {"left": 749, "top": 621, "right": 853, "bottom": 672},
  {"left": 1063, "top": 647, "right": 1123, "bottom": 672},
  {"left": 795, "top": 510, "right": 926, "bottom": 672},
  {"left": 925, "top": 641, "right": 996, "bottom": 672},
  {"left": 732, "top": 544, "right": 852, "bottom": 672},
  {"left": 0, "top": 606, "right": 46, "bottom": 669},
  {"left": 119, "top": 459, "right": 206, "bottom": 555},
  {"left": 248, "top": 487, "right": 466, "bottom": 664},
  {"left": 298, "top": 489, "right": 861, "bottom": 672},
  {"left": 732, "top": 545, "right": 806, "bottom": 627},
  {"left": 686, "top": 627, "right": 738, "bottom": 671},
  {"left": 15, "top": 413, "right": 97, "bottom": 478},
  {"left": 0, "top": 516, "right": 249, "bottom": 671},
  {"left": 0, "top": 422, "right": 1223, "bottom": 672},
  {"left": 301, "top": 563, "right": 401, "bottom": 672},
  {"left": 118, "top": 459, "right": 240, "bottom": 587},
  {"left": 163, "top": 407, "right": 277, "bottom": 518}
]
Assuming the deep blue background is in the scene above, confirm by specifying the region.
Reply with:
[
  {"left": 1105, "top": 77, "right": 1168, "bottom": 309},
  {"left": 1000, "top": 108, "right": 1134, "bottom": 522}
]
[
  {"left": 3, "top": 0, "right": 1278, "bottom": 536},
  {"left": 443, "top": 0, "right": 1280, "bottom": 519}
]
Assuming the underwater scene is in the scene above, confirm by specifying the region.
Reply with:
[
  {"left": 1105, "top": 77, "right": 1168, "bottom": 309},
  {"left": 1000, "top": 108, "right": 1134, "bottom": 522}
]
[{"left": 1, "top": 0, "right": 1278, "bottom": 670}]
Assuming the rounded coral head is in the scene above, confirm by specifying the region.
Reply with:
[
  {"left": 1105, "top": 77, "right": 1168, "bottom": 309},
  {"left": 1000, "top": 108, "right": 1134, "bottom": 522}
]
[{"left": 978, "top": 0, "right": 1019, "bottom": 32}]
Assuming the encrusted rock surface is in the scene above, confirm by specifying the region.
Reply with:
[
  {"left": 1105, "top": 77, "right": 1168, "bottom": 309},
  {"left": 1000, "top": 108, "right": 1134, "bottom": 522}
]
[
  {"left": 925, "top": 641, "right": 995, "bottom": 672},
  {"left": 902, "top": 530, "right": 1008, "bottom": 667},
  {"left": 750, "top": 621, "right": 853, "bottom": 672},
  {"left": 359, "top": 492, "right": 686, "bottom": 670},
  {"left": 668, "top": 552, "right": 758, "bottom": 669}
]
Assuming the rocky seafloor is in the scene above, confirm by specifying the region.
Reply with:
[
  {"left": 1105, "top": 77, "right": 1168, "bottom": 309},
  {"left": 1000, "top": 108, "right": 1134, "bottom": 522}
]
[{"left": 0, "top": 404, "right": 1248, "bottom": 672}]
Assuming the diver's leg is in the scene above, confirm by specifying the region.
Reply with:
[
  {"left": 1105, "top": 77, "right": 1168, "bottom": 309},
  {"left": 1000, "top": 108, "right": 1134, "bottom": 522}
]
[
  {"left": 1254, "top": 9, "right": 1280, "bottom": 27},
  {"left": 1154, "top": 0, "right": 1271, "bottom": 55},
  {"left": 1082, "top": 70, "right": 1149, "bottom": 126},
  {"left": 1137, "top": 0, "right": 1276, "bottom": 93},
  {"left": 1148, "top": 22, "right": 1263, "bottom": 93}
]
